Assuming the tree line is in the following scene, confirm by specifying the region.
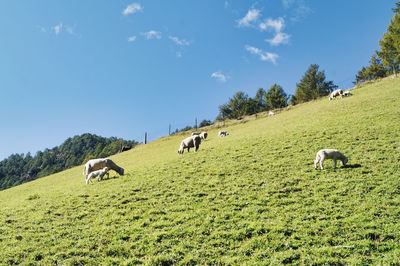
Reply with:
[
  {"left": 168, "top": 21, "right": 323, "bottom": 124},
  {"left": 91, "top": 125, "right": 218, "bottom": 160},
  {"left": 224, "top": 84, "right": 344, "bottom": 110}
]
[
  {"left": 216, "top": 64, "right": 337, "bottom": 120},
  {"left": 0, "top": 133, "right": 138, "bottom": 191}
]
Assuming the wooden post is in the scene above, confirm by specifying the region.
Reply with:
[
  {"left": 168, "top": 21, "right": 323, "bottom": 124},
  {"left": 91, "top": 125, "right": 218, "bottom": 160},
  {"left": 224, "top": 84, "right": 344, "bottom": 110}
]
[
  {"left": 169, "top": 124, "right": 171, "bottom": 135},
  {"left": 195, "top": 117, "right": 197, "bottom": 129},
  {"left": 145, "top": 132, "right": 147, "bottom": 144}
]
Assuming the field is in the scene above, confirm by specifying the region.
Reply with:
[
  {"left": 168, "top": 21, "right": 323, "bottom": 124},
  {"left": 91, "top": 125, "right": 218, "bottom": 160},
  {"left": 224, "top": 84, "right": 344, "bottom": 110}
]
[{"left": 0, "top": 77, "right": 400, "bottom": 264}]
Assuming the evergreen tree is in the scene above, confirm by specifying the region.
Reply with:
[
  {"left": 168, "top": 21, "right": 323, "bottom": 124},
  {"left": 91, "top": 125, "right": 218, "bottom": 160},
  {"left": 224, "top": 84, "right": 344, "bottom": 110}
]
[
  {"left": 378, "top": 12, "right": 400, "bottom": 75},
  {"left": 294, "top": 64, "right": 337, "bottom": 104},
  {"left": 254, "top": 88, "right": 269, "bottom": 112},
  {"left": 355, "top": 54, "right": 387, "bottom": 84},
  {"left": 265, "top": 84, "right": 288, "bottom": 109}
]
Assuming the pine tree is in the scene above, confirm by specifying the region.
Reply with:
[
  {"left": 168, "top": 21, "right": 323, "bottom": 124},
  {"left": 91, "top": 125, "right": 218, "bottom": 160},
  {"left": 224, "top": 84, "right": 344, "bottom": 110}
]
[
  {"left": 355, "top": 54, "right": 387, "bottom": 84},
  {"left": 378, "top": 12, "right": 400, "bottom": 75},
  {"left": 294, "top": 64, "right": 337, "bottom": 104},
  {"left": 265, "top": 84, "right": 288, "bottom": 109}
]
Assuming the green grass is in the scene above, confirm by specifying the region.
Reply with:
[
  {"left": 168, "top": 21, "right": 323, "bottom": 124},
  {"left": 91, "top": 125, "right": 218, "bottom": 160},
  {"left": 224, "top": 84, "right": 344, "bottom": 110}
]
[{"left": 1, "top": 77, "right": 400, "bottom": 264}]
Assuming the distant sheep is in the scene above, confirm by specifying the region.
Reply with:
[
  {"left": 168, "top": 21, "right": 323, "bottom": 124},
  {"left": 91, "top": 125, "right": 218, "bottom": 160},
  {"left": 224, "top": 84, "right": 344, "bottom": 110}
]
[
  {"left": 218, "top": 131, "right": 229, "bottom": 137},
  {"left": 343, "top": 90, "right": 353, "bottom": 97},
  {"left": 314, "top": 149, "right": 348, "bottom": 170},
  {"left": 199, "top": 131, "right": 208, "bottom": 141},
  {"left": 329, "top": 89, "right": 344, "bottom": 101},
  {"left": 86, "top": 167, "right": 109, "bottom": 185},
  {"left": 178, "top": 135, "right": 201, "bottom": 154},
  {"left": 83, "top": 158, "right": 124, "bottom": 178},
  {"left": 268, "top": 111, "right": 275, "bottom": 116}
]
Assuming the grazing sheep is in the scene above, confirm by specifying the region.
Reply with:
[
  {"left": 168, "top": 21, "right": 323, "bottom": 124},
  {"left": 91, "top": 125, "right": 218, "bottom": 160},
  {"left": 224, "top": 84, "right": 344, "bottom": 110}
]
[
  {"left": 218, "top": 131, "right": 229, "bottom": 137},
  {"left": 199, "top": 131, "right": 208, "bottom": 141},
  {"left": 343, "top": 90, "right": 353, "bottom": 97},
  {"left": 86, "top": 167, "right": 109, "bottom": 185},
  {"left": 314, "top": 149, "right": 348, "bottom": 170},
  {"left": 329, "top": 89, "right": 344, "bottom": 101},
  {"left": 268, "top": 111, "right": 275, "bottom": 116},
  {"left": 191, "top": 132, "right": 200, "bottom": 136},
  {"left": 120, "top": 145, "right": 132, "bottom": 152},
  {"left": 83, "top": 158, "right": 124, "bottom": 178},
  {"left": 178, "top": 135, "right": 201, "bottom": 154}
]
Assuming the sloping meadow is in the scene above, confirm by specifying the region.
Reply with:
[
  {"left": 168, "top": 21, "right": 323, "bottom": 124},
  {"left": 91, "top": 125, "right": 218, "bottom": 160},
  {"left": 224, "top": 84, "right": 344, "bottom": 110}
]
[{"left": 0, "top": 78, "right": 399, "bottom": 264}]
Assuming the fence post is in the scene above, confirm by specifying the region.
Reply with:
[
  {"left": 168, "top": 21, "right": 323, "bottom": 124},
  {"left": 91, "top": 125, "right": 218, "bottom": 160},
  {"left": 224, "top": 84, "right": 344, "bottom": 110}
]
[{"left": 145, "top": 132, "right": 147, "bottom": 144}]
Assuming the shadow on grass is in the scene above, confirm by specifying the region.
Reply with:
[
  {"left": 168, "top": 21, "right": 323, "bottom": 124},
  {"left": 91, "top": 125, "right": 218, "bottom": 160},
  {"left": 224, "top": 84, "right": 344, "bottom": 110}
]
[{"left": 343, "top": 164, "right": 362, "bottom": 169}]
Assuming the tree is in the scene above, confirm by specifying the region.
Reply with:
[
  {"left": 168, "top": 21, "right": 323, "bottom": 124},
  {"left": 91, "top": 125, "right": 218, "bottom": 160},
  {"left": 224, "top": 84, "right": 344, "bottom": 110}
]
[
  {"left": 293, "top": 64, "right": 337, "bottom": 104},
  {"left": 378, "top": 12, "right": 400, "bottom": 75},
  {"left": 393, "top": 1, "right": 400, "bottom": 13},
  {"left": 254, "top": 88, "right": 269, "bottom": 112},
  {"left": 264, "top": 84, "right": 288, "bottom": 109},
  {"left": 355, "top": 54, "right": 388, "bottom": 84},
  {"left": 199, "top": 120, "right": 212, "bottom": 128}
]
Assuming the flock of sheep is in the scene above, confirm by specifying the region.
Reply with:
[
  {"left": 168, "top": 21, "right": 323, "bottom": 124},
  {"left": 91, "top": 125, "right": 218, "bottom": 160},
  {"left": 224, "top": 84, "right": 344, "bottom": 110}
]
[{"left": 82, "top": 89, "right": 353, "bottom": 184}]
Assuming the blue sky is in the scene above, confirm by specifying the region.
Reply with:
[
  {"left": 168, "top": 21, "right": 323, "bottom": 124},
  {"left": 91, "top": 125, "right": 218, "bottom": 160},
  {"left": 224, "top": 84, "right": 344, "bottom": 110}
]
[{"left": 0, "top": 0, "right": 396, "bottom": 160}]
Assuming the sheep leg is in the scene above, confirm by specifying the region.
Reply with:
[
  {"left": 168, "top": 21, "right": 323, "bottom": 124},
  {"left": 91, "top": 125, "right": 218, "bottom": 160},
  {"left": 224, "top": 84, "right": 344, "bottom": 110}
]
[
  {"left": 320, "top": 158, "right": 325, "bottom": 170},
  {"left": 333, "top": 159, "right": 337, "bottom": 169},
  {"left": 314, "top": 155, "right": 319, "bottom": 169}
]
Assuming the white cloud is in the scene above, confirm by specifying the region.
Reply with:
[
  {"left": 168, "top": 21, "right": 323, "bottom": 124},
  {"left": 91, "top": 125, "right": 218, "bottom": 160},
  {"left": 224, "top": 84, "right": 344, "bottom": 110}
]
[
  {"left": 211, "top": 71, "right": 229, "bottom": 83},
  {"left": 128, "top": 36, "right": 137, "bottom": 42},
  {"left": 123, "top": 3, "right": 143, "bottom": 15},
  {"left": 52, "top": 23, "right": 63, "bottom": 35},
  {"left": 176, "top": 52, "right": 182, "bottom": 58},
  {"left": 142, "top": 30, "right": 162, "bottom": 40},
  {"left": 245, "top": 45, "right": 278, "bottom": 64},
  {"left": 169, "top": 36, "right": 190, "bottom": 46},
  {"left": 266, "top": 32, "right": 290, "bottom": 46},
  {"left": 65, "top": 25, "right": 74, "bottom": 35},
  {"left": 225, "top": 1, "right": 230, "bottom": 8},
  {"left": 259, "top": 17, "right": 285, "bottom": 32},
  {"left": 237, "top": 9, "right": 261, "bottom": 27},
  {"left": 282, "top": 0, "right": 295, "bottom": 9}
]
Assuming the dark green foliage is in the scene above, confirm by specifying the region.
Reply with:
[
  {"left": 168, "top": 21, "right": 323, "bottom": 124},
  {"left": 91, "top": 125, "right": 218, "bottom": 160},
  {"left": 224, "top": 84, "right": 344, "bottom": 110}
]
[
  {"left": 0, "top": 133, "right": 138, "bottom": 191},
  {"left": 293, "top": 64, "right": 337, "bottom": 104},
  {"left": 217, "top": 86, "right": 289, "bottom": 120},
  {"left": 199, "top": 120, "right": 212, "bottom": 128},
  {"left": 355, "top": 55, "right": 388, "bottom": 85},
  {"left": 378, "top": 12, "right": 400, "bottom": 75},
  {"left": 265, "top": 84, "right": 288, "bottom": 109}
]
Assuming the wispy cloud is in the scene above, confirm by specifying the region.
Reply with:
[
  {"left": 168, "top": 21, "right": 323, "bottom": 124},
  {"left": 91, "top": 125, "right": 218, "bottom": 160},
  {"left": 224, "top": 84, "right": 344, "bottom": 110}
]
[
  {"left": 123, "top": 3, "right": 143, "bottom": 15},
  {"left": 259, "top": 17, "right": 284, "bottom": 32},
  {"left": 52, "top": 23, "right": 63, "bottom": 35},
  {"left": 282, "top": 0, "right": 311, "bottom": 21},
  {"left": 142, "top": 30, "right": 162, "bottom": 40},
  {"left": 169, "top": 36, "right": 190, "bottom": 46},
  {"left": 128, "top": 36, "right": 137, "bottom": 42},
  {"left": 245, "top": 45, "right": 278, "bottom": 64},
  {"left": 266, "top": 32, "right": 290, "bottom": 46},
  {"left": 211, "top": 71, "right": 229, "bottom": 83},
  {"left": 282, "top": 0, "right": 295, "bottom": 9},
  {"left": 237, "top": 9, "right": 261, "bottom": 27},
  {"left": 65, "top": 25, "right": 74, "bottom": 35}
]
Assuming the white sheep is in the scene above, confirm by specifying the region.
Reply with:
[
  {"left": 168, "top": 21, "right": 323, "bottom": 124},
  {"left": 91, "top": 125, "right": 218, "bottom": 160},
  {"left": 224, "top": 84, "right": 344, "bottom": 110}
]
[
  {"left": 268, "top": 111, "right": 275, "bottom": 116},
  {"left": 199, "top": 131, "right": 208, "bottom": 141},
  {"left": 343, "top": 90, "right": 353, "bottom": 97},
  {"left": 218, "top": 131, "right": 229, "bottom": 137},
  {"left": 329, "top": 89, "right": 344, "bottom": 101},
  {"left": 178, "top": 135, "right": 201, "bottom": 154},
  {"left": 314, "top": 149, "right": 348, "bottom": 170},
  {"left": 83, "top": 158, "right": 124, "bottom": 178},
  {"left": 86, "top": 167, "right": 110, "bottom": 185}
]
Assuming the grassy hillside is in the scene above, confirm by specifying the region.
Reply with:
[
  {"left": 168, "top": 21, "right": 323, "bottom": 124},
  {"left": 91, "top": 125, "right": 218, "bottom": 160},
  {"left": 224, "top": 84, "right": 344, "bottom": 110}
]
[{"left": 0, "top": 77, "right": 399, "bottom": 264}]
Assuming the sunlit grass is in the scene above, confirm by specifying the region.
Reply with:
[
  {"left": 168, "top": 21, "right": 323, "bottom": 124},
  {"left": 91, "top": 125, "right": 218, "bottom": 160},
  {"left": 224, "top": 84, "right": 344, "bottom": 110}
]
[{"left": 0, "top": 77, "right": 399, "bottom": 264}]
